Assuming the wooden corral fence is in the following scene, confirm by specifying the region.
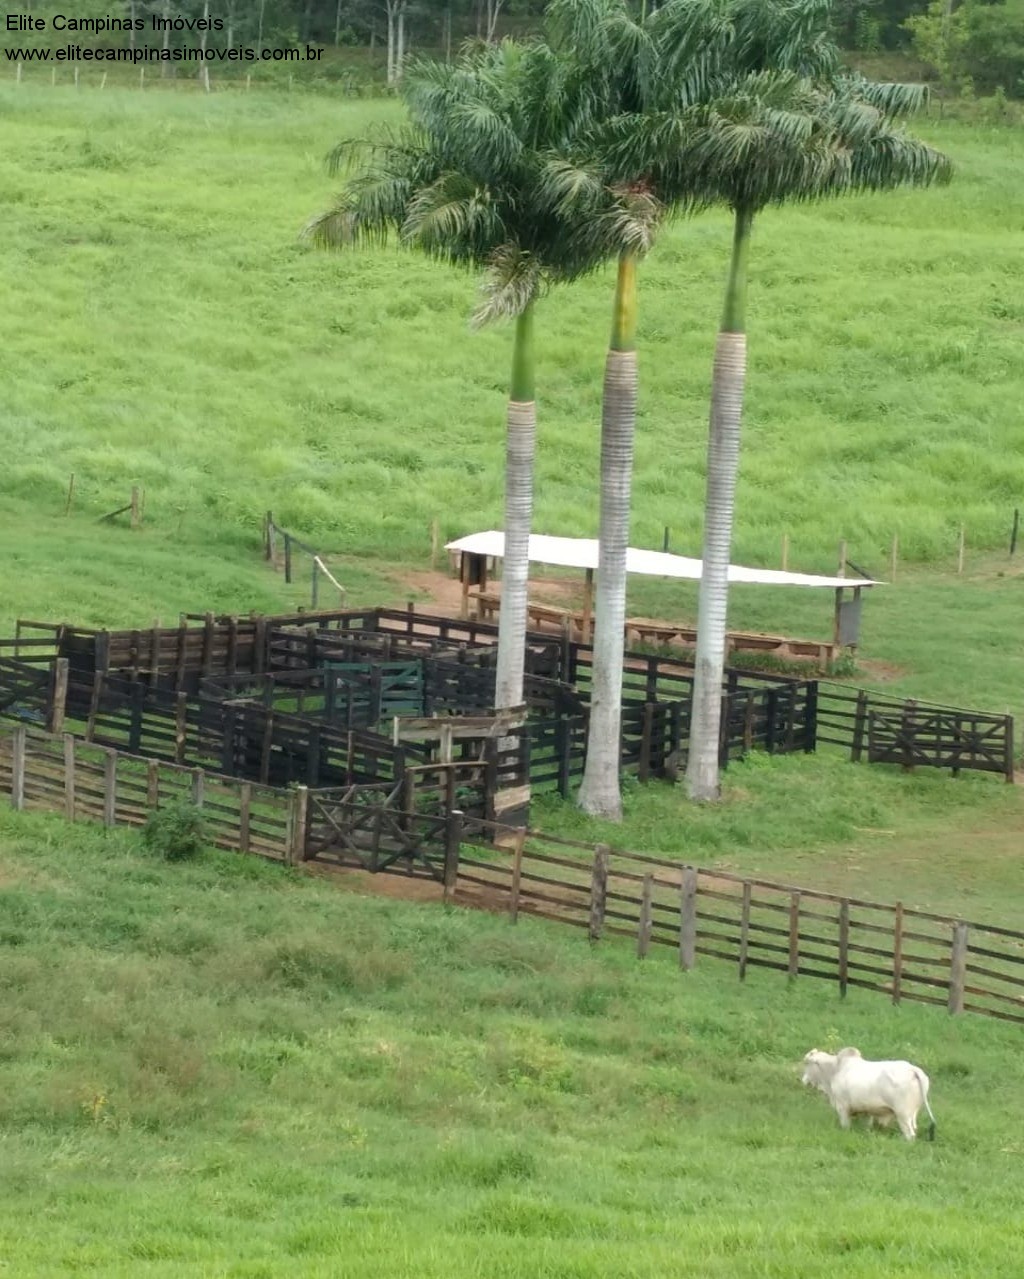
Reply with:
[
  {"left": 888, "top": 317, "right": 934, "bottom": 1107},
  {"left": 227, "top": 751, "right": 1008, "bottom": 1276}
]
[
  {"left": 4, "top": 723, "right": 1024, "bottom": 1028},
  {"left": 51, "top": 670, "right": 518, "bottom": 821},
  {"left": 313, "top": 801, "right": 1024, "bottom": 1028},
  {"left": 0, "top": 726, "right": 298, "bottom": 862},
  {"left": 260, "top": 608, "right": 818, "bottom": 784},
  {"left": 817, "top": 683, "right": 1014, "bottom": 782},
  {"left": 0, "top": 608, "right": 1011, "bottom": 794}
]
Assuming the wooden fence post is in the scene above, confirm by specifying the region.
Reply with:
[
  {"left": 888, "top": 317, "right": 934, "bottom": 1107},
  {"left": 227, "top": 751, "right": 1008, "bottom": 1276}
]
[
  {"left": 890, "top": 532, "right": 898, "bottom": 582},
  {"left": 637, "top": 874, "right": 654, "bottom": 958},
  {"left": 191, "top": 769, "right": 205, "bottom": 808},
  {"left": 803, "top": 681, "right": 818, "bottom": 754},
  {"left": 718, "top": 692, "right": 731, "bottom": 767},
  {"left": 284, "top": 534, "right": 292, "bottom": 584},
  {"left": 286, "top": 784, "right": 309, "bottom": 865},
  {"left": 948, "top": 921, "right": 969, "bottom": 1015},
  {"left": 787, "top": 891, "right": 801, "bottom": 979},
  {"left": 556, "top": 717, "right": 572, "bottom": 798},
  {"left": 174, "top": 693, "right": 188, "bottom": 765},
  {"left": 49, "top": 658, "right": 69, "bottom": 735},
  {"left": 239, "top": 783, "right": 252, "bottom": 854},
  {"left": 174, "top": 622, "right": 188, "bottom": 691},
  {"left": 146, "top": 760, "right": 159, "bottom": 810},
  {"left": 900, "top": 699, "right": 918, "bottom": 772},
  {"left": 892, "top": 902, "right": 904, "bottom": 1004},
  {"left": 11, "top": 725, "right": 26, "bottom": 811},
  {"left": 851, "top": 690, "right": 869, "bottom": 763},
  {"left": 149, "top": 624, "right": 162, "bottom": 690},
  {"left": 86, "top": 671, "right": 103, "bottom": 741},
  {"left": 201, "top": 613, "right": 215, "bottom": 677},
  {"left": 64, "top": 733, "right": 76, "bottom": 821},
  {"left": 638, "top": 704, "right": 655, "bottom": 782},
  {"left": 743, "top": 693, "right": 755, "bottom": 752},
  {"left": 443, "top": 808, "right": 463, "bottom": 904},
  {"left": 838, "top": 900, "right": 849, "bottom": 999},
  {"left": 130, "top": 485, "right": 141, "bottom": 529},
  {"left": 103, "top": 750, "right": 117, "bottom": 827},
  {"left": 738, "top": 881, "right": 752, "bottom": 980},
  {"left": 509, "top": 829, "right": 526, "bottom": 922},
  {"left": 1004, "top": 715, "right": 1015, "bottom": 784},
  {"left": 588, "top": 844, "right": 610, "bottom": 941},
  {"left": 679, "top": 867, "right": 697, "bottom": 971}
]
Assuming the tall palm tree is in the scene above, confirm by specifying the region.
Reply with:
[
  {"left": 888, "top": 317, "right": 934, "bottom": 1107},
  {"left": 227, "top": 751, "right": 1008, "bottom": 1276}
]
[
  {"left": 306, "top": 41, "right": 607, "bottom": 713},
  {"left": 683, "top": 72, "right": 952, "bottom": 802},
  {"left": 552, "top": 0, "right": 840, "bottom": 818},
  {"left": 575, "top": 0, "right": 950, "bottom": 806},
  {"left": 574, "top": 187, "right": 663, "bottom": 819},
  {"left": 546, "top": 0, "right": 725, "bottom": 819}
]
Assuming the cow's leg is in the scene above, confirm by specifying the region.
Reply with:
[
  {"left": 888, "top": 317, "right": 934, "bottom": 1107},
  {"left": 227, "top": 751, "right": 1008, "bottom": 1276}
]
[
  {"left": 835, "top": 1104, "right": 852, "bottom": 1130},
  {"left": 896, "top": 1111, "right": 916, "bottom": 1141}
]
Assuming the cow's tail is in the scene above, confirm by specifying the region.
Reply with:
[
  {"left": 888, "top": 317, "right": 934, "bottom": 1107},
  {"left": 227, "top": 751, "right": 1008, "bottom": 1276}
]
[{"left": 913, "top": 1068, "right": 937, "bottom": 1141}]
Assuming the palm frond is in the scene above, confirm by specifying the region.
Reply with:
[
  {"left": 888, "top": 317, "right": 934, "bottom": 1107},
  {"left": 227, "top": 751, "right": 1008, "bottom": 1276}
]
[
  {"left": 402, "top": 173, "right": 505, "bottom": 261},
  {"left": 472, "top": 245, "right": 544, "bottom": 328},
  {"left": 303, "top": 168, "right": 421, "bottom": 250},
  {"left": 841, "top": 74, "right": 929, "bottom": 119},
  {"left": 536, "top": 155, "right": 607, "bottom": 216}
]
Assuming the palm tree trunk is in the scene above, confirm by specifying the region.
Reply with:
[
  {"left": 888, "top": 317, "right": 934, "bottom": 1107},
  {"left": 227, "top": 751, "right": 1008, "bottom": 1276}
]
[
  {"left": 686, "top": 205, "right": 752, "bottom": 803},
  {"left": 578, "top": 252, "right": 639, "bottom": 820},
  {"left": 494, "top": 299, "right": 537, "bottom": 711}
]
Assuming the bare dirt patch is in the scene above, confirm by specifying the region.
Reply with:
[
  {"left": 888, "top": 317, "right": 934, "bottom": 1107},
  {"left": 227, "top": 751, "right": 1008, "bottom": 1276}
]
[
  {"left": 389, "top": 566, "right": 582, "bottom": 618},
  {"left": 848, "top": 658, "right": 908, "bottom": 683},
  {"left": 304, "top": 859, "right": 522, "bottom": 915}
]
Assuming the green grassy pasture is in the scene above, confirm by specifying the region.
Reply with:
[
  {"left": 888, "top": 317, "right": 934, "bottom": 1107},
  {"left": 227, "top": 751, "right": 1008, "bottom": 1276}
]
[
  {"left": 1, "top": 78, "right": 1023, "bottom": 1275},
  {"left": 1, "top": 811, "right": 1022, "bottom": 1278},
  {"left": 1, "top": 85, "right": 1022, "bottom": 575}
]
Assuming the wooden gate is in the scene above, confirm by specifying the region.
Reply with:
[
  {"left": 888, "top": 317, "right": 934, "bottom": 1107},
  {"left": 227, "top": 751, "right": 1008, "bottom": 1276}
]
[
  {"left": 305, "top": 781, "right": 448, "bottom": 878},
  {"left": 867, "top": 706, "right": 1014, "bottom": 778},
  {"left": 0, "top": 658, "right": 53, "bottom": 723},
  {"left": 323, "top": 662, "right": 425, "bottom": 726}
]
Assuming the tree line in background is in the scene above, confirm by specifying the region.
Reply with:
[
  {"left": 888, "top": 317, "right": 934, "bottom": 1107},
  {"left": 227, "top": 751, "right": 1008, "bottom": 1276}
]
[{"left": 5, "top": 1, "right": 1023, "bottom": 95}]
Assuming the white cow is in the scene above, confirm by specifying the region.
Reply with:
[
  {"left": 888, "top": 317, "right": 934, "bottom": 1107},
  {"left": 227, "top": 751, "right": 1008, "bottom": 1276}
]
[{"left": 801, "top": 1046, "right": 937, "bottom": 1142}]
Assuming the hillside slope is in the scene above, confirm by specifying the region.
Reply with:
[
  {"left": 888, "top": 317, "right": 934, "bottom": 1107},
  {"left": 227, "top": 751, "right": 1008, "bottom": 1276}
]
[
  {"left": 1, "top": 87, "right": 1022, "bottom": 576},
  {"left": 0, "top": 809, "right": 1022, "bottom": 1276}
]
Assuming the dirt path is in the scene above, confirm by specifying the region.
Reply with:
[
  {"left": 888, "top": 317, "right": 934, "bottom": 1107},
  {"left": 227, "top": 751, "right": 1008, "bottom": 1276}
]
[{"left": 304, "top": 858, "right": 525, "bottom": 916}]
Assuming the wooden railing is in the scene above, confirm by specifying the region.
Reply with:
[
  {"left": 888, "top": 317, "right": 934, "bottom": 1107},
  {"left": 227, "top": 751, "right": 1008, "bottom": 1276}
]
[
  {"left": 1, "top": 610, "right": 1011, "bottom": 790},
  {"left": 3, "top": 722, "right": 1023, "bottom": 1028},
  {"left": 0, "top": 726, "right": 297, "bottom": 862},
  {"left": 442, "top": 815, "right": 1024, "bottom": 1025},
  {"left": 817, "top": 683, "right": 1014, "bottom": 781}
]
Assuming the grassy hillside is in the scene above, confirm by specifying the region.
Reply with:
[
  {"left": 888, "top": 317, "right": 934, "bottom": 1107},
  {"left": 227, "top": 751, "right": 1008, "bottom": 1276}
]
[
  {"left": 1, "top": 809, "right": 1023, "bottom": 1277},
  {"left": 2, "top": 81, "right": 1022, "bottom": 1270},
  {"left": 1, "top": 85, "right": 1022, "bottom": 578}
]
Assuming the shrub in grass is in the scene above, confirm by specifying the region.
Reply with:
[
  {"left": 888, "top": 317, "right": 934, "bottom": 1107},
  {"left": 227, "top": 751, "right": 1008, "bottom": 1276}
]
[{"left": 142, "top": 799, "right": 207, "bottom": 862}]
